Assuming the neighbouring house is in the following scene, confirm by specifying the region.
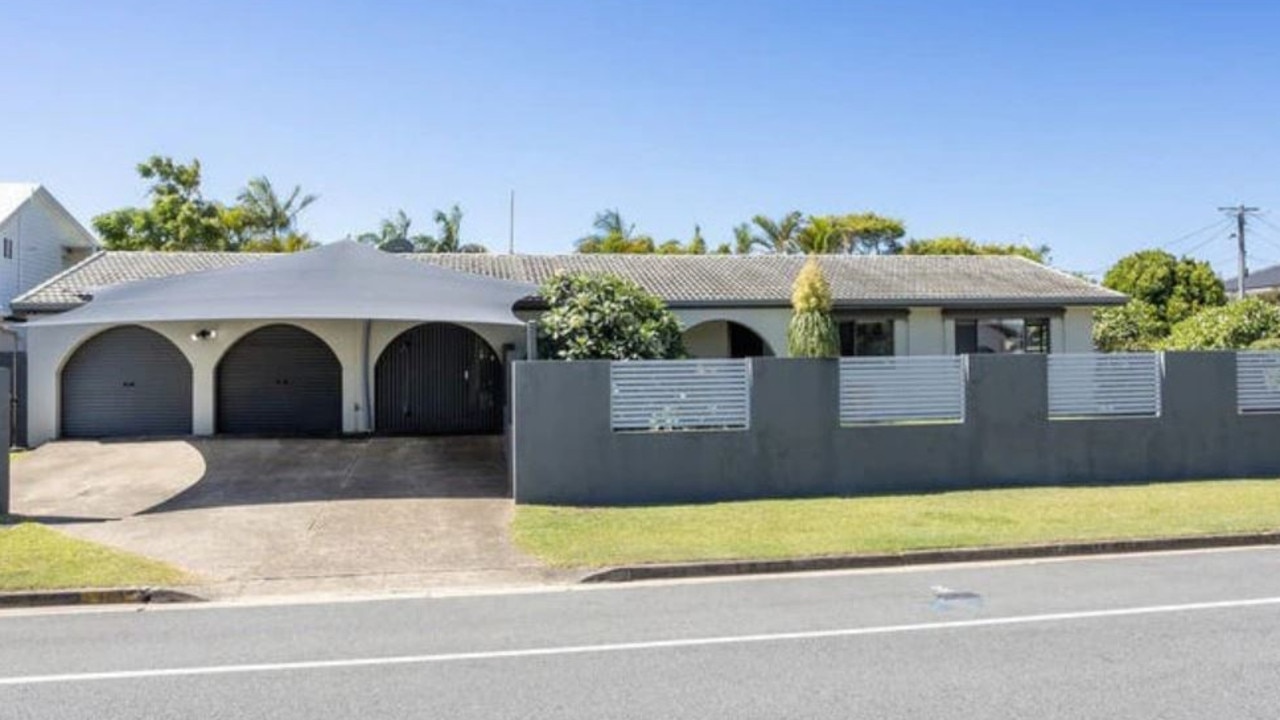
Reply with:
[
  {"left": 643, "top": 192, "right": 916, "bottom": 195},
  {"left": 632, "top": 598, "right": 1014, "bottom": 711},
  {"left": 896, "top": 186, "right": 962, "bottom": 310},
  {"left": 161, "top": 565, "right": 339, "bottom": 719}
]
[
  {"left": 1224, "top": 264, "right": 1280, "bottom": 297},
  {"left": 11, "top": 241, "right": 1124, "bottom": 445},
  {"left": 0, "top": 183, "right": 98, "bottom": 319}
]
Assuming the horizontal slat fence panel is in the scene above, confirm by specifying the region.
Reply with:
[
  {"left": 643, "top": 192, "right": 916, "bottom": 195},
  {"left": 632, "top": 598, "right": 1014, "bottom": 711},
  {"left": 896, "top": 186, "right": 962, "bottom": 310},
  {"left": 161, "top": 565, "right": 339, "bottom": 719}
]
[
  {"left": 839, "top": 356, "right": 966, "bottom": 425},
  {"left": 1237, "top": 352, "right": 1280, "bottom": 414},
  {"left": 1048, "top": 353, "right": 1161, "bottom": 419},
  {"left": 611, "top": 360, "right": 750, "bottom": 431}
]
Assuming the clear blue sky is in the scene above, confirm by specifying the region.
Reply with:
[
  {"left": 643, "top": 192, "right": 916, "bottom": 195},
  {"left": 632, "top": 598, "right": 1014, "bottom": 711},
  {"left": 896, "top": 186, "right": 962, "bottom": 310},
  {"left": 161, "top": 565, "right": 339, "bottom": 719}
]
[{"left": 5, "top": 0, "right": 1280, "bottom": 276}]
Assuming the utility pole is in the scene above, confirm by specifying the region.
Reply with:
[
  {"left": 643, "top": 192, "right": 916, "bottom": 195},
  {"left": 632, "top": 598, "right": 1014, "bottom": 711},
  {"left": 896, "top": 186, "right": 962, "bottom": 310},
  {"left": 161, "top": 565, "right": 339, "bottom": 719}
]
[
  {"left": 508, "top": 190, "right": 515, "bottom": 255},
  {"left": 1218, "top": 204, "right": 1260, "bottom": 299}
]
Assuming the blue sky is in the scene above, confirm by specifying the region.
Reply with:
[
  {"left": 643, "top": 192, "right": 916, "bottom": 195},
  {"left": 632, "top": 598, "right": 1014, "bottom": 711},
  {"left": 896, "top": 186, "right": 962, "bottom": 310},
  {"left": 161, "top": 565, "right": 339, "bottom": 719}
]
[{"left": 5, "top": 0, "right": 1280, "bottom": 275}]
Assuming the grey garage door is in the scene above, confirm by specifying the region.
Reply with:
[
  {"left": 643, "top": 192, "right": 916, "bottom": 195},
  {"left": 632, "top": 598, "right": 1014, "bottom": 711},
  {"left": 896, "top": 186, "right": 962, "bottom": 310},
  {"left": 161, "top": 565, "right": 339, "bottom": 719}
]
[
  {"left": 61, "top": 325, "right": 193, "bottom": 438},
  {"left": 216, "top": 324, "right": 342, "bottom": 435},
  {"left": 375, "top": 323, "right": 503, "bottom": 435}
]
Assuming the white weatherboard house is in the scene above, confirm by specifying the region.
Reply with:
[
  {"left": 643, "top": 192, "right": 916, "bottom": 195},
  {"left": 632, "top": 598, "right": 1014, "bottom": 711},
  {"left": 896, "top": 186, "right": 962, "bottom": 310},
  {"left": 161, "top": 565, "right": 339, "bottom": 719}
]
[
  {"left": 0, "top": 183, "right": 97, "bottom": 317},
  {"left": 12, "top": 241, "right": 1125, "bottom": 445}
]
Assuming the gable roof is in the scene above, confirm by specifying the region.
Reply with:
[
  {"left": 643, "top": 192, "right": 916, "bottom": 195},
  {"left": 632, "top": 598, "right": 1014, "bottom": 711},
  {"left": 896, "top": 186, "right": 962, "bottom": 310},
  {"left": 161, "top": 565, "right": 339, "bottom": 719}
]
[
  {"left": 0, "top": 183, "right": 39, "bottom": 226},
  {"left": 0, "top": 183, "right": 98, "bottom": 249},
  {"left": 12, "top": 247, "right": 1126, "bottom": 315}
]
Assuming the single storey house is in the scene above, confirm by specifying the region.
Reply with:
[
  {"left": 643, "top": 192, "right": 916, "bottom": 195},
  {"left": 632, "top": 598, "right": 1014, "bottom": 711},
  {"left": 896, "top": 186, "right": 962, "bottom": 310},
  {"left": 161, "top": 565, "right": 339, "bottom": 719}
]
[
  {"left": 11, "top": 241, "right": 1124, "bottom": 445},
  {"left": 1224, "top": 264, "right": 1280, "bottom": 297}
]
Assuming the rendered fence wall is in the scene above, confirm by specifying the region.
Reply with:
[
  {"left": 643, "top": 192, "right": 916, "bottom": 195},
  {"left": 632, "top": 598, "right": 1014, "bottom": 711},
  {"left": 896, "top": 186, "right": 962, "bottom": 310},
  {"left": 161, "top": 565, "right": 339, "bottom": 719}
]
[
  {"left": 610, "top": 360, "right": 750, "bottom": 431},
  {"left": 839, "top": 356, "right": 965, "bottom": 425},
  {"left": 511, "top": 353, "right": 1280, "bottom": 505}
]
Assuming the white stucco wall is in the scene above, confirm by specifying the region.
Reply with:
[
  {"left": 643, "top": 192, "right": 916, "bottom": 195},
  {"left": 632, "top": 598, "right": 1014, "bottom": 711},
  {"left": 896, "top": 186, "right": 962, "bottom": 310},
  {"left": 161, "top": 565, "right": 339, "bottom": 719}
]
[
  {"left": 1062, "top": 307, "right": 1096, "bottom": 353},
  {"left": 906, "top": 308, "right": 946, "bottom": 356},
  {"left": 25, "top": 319, "right": 523, "bottom": 446}
]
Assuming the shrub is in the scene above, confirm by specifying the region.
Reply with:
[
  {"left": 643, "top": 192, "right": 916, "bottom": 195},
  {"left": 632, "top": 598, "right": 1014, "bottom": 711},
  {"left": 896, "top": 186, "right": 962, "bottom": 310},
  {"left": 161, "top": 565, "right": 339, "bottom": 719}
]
[
  {"left": 1247, "top": 337, "right": 1280, "bottom": 351},
  {"left": 787, "top": 258, "right": 838, "bottom": 357},
  {"left": 1162, "top": 297, "right": 1280, "bottom": 350},
  {"left": 537, "top": 272, "right": 685, "bottom": 360},
  {"left": 1092, "top": 300, "right": 1167, "bottom": 352}
]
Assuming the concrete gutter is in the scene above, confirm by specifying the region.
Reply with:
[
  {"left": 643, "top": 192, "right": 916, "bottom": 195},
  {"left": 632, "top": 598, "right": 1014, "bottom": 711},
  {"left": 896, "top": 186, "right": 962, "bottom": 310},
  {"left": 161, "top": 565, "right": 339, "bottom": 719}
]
[
  {"left": 0, "top": 587, "right": 204, "bottom": 609},
  {"left": 580, "top": 531, "right": 1280, "bottom": 583}
]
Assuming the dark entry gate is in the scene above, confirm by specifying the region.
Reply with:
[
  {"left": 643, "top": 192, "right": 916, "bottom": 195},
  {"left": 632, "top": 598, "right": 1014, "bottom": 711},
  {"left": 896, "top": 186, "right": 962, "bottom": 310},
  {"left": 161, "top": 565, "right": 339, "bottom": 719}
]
[{"left": 375, "top": 323, "right": 503, "bottom": 435}]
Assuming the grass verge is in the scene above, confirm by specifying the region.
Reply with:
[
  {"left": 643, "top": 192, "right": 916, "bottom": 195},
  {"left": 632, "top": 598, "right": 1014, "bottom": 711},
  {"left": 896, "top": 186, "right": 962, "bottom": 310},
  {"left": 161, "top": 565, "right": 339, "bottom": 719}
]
[
  {"left": 513, "top": 479, "right": 1280, "bottom": 567},
  {"left": 0, "top": 522, "right": 189, "bottom": 592}
]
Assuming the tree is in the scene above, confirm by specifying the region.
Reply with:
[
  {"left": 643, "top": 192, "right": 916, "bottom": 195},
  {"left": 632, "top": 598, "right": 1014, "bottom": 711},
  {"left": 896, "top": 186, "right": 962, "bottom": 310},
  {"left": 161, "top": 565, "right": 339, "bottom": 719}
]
[
  {"left": 739, "top": 212, "right": 805, "bottom": 254},
  {"left": 420, "top": 204, "right": 487, "bottom": 253},
  {"left": 355, "top": 210, "right": 433, "bottom": 252},
  {"left": 576, "top": 209, "right": 656, "bottom": 253},
  {"left": 1102, "top": 250, "right": 1226, "bottom": 326},
  {"left": 787, "top": 258, "right": 839, "bottom": 357},
  {"left": 236, "top": 177, "right": 317, "bottom": 245},
  {"left": 1162, "top": 297, "right": 1280, "bottom": 350},
  {"left": 537, "top": 272, "right": 685, "bottom": 360},
  {"left": 903, "top": 236, "right": 1050, "bottom": 263},
  {"left": 93, "top": 156, "right": 230, "bottom": 251},
  {"left": 1092, "top": 300, "right": 1167, "bottom": 352},
  {"left": 827, "top": 212, "right": 906, "bottom": 255}
]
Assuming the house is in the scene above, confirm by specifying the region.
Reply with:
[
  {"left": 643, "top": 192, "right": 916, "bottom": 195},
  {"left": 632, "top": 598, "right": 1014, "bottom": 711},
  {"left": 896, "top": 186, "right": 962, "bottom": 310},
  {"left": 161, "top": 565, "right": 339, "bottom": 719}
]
[
  {"left": 0, "top": 183, "right": 98, "bottom": 319},
  {"left": 1224, "top": 264, "right": 1280, "bottom": 297},
  {"left": 11, "top": 241, "right": 1124, "bottom": 445}
]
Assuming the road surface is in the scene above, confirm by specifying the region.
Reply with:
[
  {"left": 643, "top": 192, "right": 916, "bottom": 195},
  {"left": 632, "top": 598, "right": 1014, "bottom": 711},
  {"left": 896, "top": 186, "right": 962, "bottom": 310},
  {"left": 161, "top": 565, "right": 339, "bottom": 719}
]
[{"left": 3, "top": 547, "right": 1279, "bottom": 719}]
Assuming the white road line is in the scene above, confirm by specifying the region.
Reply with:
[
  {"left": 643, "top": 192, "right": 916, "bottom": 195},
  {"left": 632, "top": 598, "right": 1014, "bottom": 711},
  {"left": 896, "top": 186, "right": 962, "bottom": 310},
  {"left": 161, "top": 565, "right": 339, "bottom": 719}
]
[{"left": 2, "top": 595, "right": 1279, "bottom": 686}]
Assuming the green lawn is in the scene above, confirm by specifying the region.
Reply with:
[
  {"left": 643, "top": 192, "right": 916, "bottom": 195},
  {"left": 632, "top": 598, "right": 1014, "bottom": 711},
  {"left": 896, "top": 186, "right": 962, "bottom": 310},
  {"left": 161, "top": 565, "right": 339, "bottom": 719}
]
[
  {"left": 513, "top": 479, "right": 1280, "bottom": 567},
  {"left": 0, "top": 522, "right": 189, "bottom": 592}
]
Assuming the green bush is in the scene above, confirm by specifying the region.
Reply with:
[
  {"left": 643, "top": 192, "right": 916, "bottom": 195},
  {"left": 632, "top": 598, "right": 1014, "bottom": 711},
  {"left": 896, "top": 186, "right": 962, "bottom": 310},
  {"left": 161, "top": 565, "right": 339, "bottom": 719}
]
[
  {"left": 1102, "top": 249, "right": 1226, "bottom": 325},
  {"left": 1247, "top": 337, "right": 1280, "bottom": 351},
  {"left": 787, "top": 258, "right": 838, "bottom": 357},
  {"left": 537, "top": 272, "right": 685, "bottom": 360},
  {"left": 1162, "top": 297, "right": 1280, "bottom": 350},
  {"left": 1093, "top": 300, "right": 1167, "bottom": 352}
]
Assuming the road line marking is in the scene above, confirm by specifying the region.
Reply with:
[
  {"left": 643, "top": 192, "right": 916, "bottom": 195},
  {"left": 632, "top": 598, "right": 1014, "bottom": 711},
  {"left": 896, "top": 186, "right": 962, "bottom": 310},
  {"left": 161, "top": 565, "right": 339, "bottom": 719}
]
[{"left": 3, "top": 595, "right": 1280, "bottom": 686}]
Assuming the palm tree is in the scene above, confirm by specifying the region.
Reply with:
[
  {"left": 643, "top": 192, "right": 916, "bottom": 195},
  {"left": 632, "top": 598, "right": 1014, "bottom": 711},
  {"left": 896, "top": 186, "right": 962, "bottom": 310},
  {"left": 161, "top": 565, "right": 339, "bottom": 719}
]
[
  {"left": 237, "top": 177, "right": 318, "bottom": 243},
  {"left": 795, "top": 215, "right": 842, "bottom": 254},
  {"left": 425, "top": 204, "right": 487, "bottom": 253},
  {"left": 576, "top": 209, "right": 656, "bottom": 253},
  {"left": 745, "top": 211, "right": 805, "bottom": 254}
]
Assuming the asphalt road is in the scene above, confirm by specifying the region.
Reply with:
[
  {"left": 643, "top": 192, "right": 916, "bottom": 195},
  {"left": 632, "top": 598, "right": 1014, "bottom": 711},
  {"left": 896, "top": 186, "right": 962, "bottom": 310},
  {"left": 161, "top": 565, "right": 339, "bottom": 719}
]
[{"left": 3, "top": 547, "right": 1280, "bottom": 719}]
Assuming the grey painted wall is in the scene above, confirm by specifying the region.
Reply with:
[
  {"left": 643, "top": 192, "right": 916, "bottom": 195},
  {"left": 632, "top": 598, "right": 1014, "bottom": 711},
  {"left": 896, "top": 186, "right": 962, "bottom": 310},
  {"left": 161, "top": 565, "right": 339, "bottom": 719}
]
[{"left": 511, "top": 353, "right": 1280, "bottom": 505}]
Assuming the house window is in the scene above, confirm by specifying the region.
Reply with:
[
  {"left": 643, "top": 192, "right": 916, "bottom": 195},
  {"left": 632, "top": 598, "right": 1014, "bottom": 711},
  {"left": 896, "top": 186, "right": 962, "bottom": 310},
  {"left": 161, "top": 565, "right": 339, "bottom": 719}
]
[
  {"left": 2, "top": 238, "right": 11, "bottom": 259},
  {"left": 955, "top": 318, "right": 1050, "bottom": 354},
  {"left": 839, "top": 319, "right": 895, "bottom": 356}
]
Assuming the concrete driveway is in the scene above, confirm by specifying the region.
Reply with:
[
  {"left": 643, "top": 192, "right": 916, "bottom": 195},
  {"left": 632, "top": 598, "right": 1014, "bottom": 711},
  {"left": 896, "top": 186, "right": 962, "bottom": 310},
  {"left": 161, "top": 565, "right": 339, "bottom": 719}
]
[{"left": 12, "top": 437, "right": 569, "bottom": 598}]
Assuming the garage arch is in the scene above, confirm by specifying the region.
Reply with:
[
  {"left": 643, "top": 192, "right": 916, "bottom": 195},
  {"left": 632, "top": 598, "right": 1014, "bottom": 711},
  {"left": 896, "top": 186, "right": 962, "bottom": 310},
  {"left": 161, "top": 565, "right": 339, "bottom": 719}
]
[
  {"left": 216, "top": 324, "right": 342, "bottom": 435},
  {"left": 374, "top": 323, "right": 504, "bottom": 435},
  {"left": 60, "top": 325, "right": 193, "bottom": 438}
]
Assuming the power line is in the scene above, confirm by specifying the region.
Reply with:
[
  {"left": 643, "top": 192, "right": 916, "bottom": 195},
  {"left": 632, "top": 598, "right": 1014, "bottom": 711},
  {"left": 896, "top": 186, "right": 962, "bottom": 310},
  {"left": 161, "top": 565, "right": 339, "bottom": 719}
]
[{"left": 1160, "top": 218, "right": 1233, "bottom": 251}]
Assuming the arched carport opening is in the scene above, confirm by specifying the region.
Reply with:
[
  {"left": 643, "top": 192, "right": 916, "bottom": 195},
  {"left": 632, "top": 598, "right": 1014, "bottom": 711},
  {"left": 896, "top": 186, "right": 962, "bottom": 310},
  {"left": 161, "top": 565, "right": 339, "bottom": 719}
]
[
  {"left": 682, "top": 320, "right": 775, "bottom": 359},
  {"left": 374, "top": 323, "right": 503, "bottom": 435},
  {"left": 216, "top": 324, "right": 342, "bottom": 435},
  {"left": 60, "top": 325, "right": 193, "bottom": 438}
]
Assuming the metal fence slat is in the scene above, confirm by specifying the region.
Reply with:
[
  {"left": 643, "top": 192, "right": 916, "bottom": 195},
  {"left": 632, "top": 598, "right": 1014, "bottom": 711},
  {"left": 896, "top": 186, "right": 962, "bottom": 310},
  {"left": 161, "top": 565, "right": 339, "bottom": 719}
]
[
  {"left": 838, "top": 356, "right": 966, "bottom": 425},
  {"left": 610, "top": 359, "right": 751, "bottom": 431},
  {"left": 1237, "top": 352, "right": 1280, "bottom": 414},
  {"left": 1048, "top": 353, "right": 1161, "bottom": 419}
]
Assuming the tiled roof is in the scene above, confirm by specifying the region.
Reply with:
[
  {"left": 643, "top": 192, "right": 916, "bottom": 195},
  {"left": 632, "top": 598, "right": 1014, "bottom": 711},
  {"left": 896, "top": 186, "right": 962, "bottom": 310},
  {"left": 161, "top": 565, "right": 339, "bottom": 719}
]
[
  {"left": 1225, "top": 263, "right": 1280, "bottom": 294},
  {"left": 12, "top": 249, "right": 1125, "bottom": 313}
]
